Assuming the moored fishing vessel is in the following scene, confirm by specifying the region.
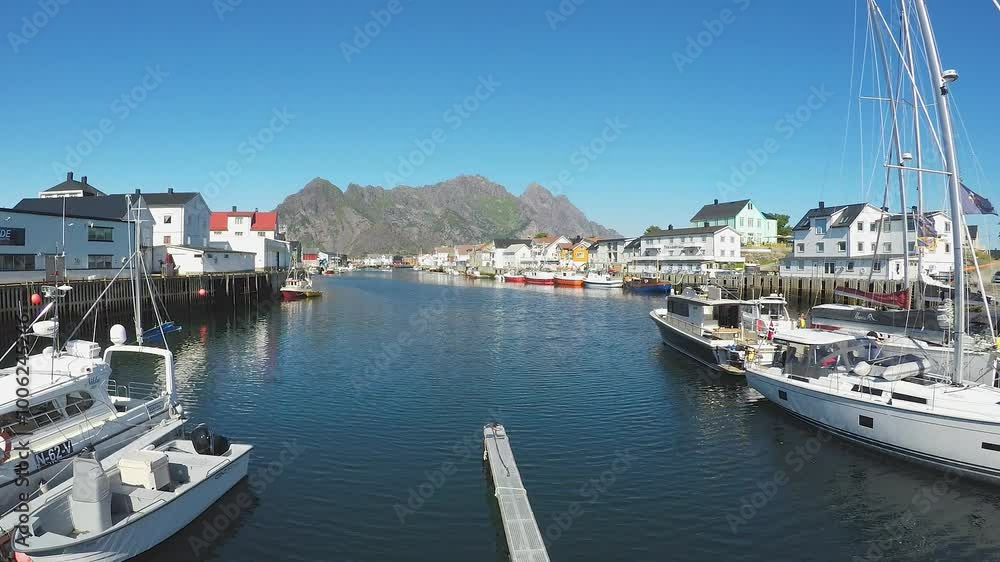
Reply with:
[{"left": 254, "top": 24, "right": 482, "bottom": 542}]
[
  {"left": 524, "top": 271, "right": 555, "bottom": 285},
  {"left": 553, "top": 271, "right": 585, "bottom": 287},
  {"left": 280, "top": 270, "right": 322, "bottom": 300},
  {"left": 625, "top": 277, "right": 671, "bottom": 295},
  {"left": 503, "top": 272, "right": 526, "bottom": 283},
  {"left": 583, "top": 273, "right": 623, "bottom": 288}
]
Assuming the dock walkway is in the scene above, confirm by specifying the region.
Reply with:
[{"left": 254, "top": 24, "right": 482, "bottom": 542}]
[{"left": 482, "top": 424, "right": 550, "bottom": 562}]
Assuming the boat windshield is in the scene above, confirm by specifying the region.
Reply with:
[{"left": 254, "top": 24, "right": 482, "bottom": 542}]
[
  {"left": 773, "top": 338, "right": 880, "bottom": 378},
  {"left": 760, "top": 303, "right": 787, "bottom": 320}
]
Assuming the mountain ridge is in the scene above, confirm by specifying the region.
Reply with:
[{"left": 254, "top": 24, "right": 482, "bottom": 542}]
[{"left": 275, "top": 175, "right": 620, "bottom": 254}]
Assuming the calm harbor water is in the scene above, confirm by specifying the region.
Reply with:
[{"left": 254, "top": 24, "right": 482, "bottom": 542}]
[{"left": 108, "top": 270, "right": 1000, "bottom": 561}]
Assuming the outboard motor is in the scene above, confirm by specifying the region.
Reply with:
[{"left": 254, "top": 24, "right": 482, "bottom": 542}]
[
  {"left": 190, "top": 424, "right": 233, "bottom": 456},
  {"left": 70, "top": 452, "right": 112, "bottom": 534}
]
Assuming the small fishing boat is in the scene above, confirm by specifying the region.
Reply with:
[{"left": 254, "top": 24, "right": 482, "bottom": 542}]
[
  {"left": 524, "top": 271, "right": 555, "bottom": 285},
  {"left": 625, "top": 277, "right": 671, "bottom": 295},
  {"left": 583, "top": 273, "right": 623, "bottom": 288},
  {"left": 12, "top": 427, "right": 252, "bottom": 562},
  {"left": 553, "top": 272, "right": 586, "bottom": 287},
  {"left": 280, "top": 270, "right": 322, "bottom": 300},
  {"left": 503, "top": 272, "right": 526, "bottom": 283}
]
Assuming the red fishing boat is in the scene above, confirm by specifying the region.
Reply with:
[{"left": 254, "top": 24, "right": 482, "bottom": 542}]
[{"left": 524, "top": 271, "right": 555, "bottom": 285}]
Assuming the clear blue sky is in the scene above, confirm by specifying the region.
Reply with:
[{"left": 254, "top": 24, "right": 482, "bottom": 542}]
[{"left": 2, "top": 0, "right": 998, "bottom": 238}]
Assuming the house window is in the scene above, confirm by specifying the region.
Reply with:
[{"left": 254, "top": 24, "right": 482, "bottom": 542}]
[
  {"left": 837, "top": 241, "right": 846, "bottom": 252},
  {"left": 824, "top": 262, "right": 836, "bottom": 274},
  {"left": 908, "top": 241, "right": 915, "bottom": 253},
  {"left": 882, "top": 220, "right": 891, "bottom": 232},
  {"left": 906, "top": 218, "right": 915, "bottom": 231},
  {"left": 871, "top": 242, "right": 876, "bottom": 252},
  {"left": 883, "top": 242, "right": 892, "bottom": 253},
  {"left": 235, "top": 231, "right": 244, "bottom": 236},
  {"left": 797, "top": 260, "right": 804, "bottom": 270},
  {"left": 857, "top": 222, "right": 864, "bottom": 231},
  {"left": 796, "top": 243, "right": 804, "bottom": 253},
  {"left": 0, "top": 255, "right": 35, "bottom": 271},
  {"left": 88, "top": 255, "right": 114, "bottom": 269},
  {"left": 163, "top": 235, "right": 172, "bottom": 245},
  {"left": 88, "top": 226, "right": 114, "bottom": 242},
  {"left": 235, "top": 217, "right": 245, "bottom": 224},
  {"left": 857, "top": 242, "right": 864, "bottom": 252},
  {"left": 944, "top": 222, "right": 951, "bottom": 232},
  {"left": 847, "top": 261, "right": 855, "bottom": 271},
  {"left": 870, "top": 223, "right": 877, "bottom": 232},
  {"left": 213, "top": 231, "right": 224, "bottom": 235},
  {"left": 945, "top": 243, "right": 951, "bottom": 253},
  {"left": 815, "top": 218, "right": 828, "bottom": 234},
  {"left": 816, "top": 243, "right": 825, "bottom": 253},
  {"left": 163, "top": 215, "right": 172, "bottom": 224},
  {"left": 258, "top": 232, "right": 266, "bottom": 237},
  {"left": 873, "top": 260, "right": 882, "bottom": 272}
]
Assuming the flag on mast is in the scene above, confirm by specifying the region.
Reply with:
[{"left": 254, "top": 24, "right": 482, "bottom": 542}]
[{"left": 960, "top": 182, "right": 997, "bottom": 215}]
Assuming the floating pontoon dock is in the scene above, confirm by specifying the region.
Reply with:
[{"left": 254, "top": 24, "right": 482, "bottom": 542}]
[{"left": 482, "top": 423, "right": 550, "bottom": 562}]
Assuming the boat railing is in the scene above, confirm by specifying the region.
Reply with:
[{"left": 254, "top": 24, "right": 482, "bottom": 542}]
[{"left": 108, "top": 380, "right": 162, "bottom": 401}]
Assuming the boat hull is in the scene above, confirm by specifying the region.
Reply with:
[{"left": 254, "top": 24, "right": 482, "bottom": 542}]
[
  {"left": 625, "top": 281, "right": 671, "bottom": 295},
  {"left": 504, "top": 275, "right": 526, "bottom": 283},
  {"left": 0, "top": 403, "right": 170, "bottom": 514},
  {"left": 553, "top": 278, "right": 585, "bottom": 287},
  {"left": 583, "top": 280, "right": 623, "bottom": 289},
  {"left": 745, "top": 370, "right": 1000, "bottom": 485},
  {"left": 280, "top": 289, "right": 306, "bottom": 301},
  {"left": 524, "top": 274, "right": 555, "bottom": 285},
  {"left": 18, "top": 448, "right": 253, "bottom": 561},
  {"left": 649, "top": 311, "right": 734, "bottom": 372}
]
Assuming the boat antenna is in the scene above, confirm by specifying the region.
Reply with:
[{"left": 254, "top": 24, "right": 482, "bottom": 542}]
[{"left": 912, "top": 0, "right": 966, "bottom": 385}]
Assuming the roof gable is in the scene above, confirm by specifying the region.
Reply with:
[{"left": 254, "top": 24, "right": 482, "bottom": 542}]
[
  {"left": 210, "top": 210, "right": 278, "bottom": 232},
  {"left": 13, "top": 195, "right": 135, "bottom": 221},
  {"left": 41, "top": 173, "right": 105, "bottom": 197},
  {"left": 142, "top": 191, "right": 202, "bottom": 206},
  {"left": 643, "top": 225, "right": 730, "bottom": 238},
  {"left": 690, "top": 199, "right": 750, "bottom": 221}
]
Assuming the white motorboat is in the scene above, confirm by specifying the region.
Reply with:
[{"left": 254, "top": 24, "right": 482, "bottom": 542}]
[
  {"left": 583, "top": 273, "right": 623, "bottom": 288},
  {"left": 12, "top": 427, "right": 251, "bottom": 562},
  {"left": 746, "top": 0, "right": 1000, "bottom": 484},
  {"left": 650, "top": 286, "right": 787, "bottom": 374}
]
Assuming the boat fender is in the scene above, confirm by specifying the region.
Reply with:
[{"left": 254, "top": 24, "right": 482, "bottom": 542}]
[
  {"left": 746, "top": 348, "right": 756, "bottom": 363},
  {"left": 0, "top": 430, "right": 11, "bottom": 463}
]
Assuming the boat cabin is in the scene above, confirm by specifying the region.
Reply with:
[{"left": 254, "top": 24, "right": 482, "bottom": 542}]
[
  {"left": 666, "top": 286, "right": 743, "bottom": 339},
  {"left": 769, "top": 332, "right": 879, "bottom": 379},
  {"left": 740, "top": 294, "right": 794, "bottom": 333}
]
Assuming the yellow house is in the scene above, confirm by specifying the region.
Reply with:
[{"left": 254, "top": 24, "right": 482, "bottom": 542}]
[{"left": 560, "top": 238, "right": 595, "bottom": 266}]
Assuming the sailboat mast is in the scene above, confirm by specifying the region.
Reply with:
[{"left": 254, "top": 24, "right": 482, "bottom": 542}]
[
  {"left": 868, "top": 0, "right": 911, "bottom": 287},
  {"left": 912, "top": 0, "right": 965, "bottom": 384},
  {"left": 901, "top": 1, "right": 925, "bottom": 307}
]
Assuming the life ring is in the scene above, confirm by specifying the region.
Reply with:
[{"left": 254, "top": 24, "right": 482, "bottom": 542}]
[{"left": 0, "top": 430, "right": 12, "bottom": 464}]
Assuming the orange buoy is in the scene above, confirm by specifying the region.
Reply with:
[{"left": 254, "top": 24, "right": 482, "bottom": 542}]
[{"left": 30, "top": 293, "right": 42, "bottom": 305}]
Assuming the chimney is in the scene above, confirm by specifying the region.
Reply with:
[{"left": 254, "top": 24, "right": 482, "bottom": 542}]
[
  {"left": 168, "top": 188, "right": 174, "bottom": 194},
  {"left": 818, "top": 201, "right": 825, "bottom": 209},
  {"left": 135, "top": 188, "right": 141, "bottom": 195},
  {"left": 714, "top": 199, "right": 719, "bottom": 205},
  {"left": 882, "top": 206, "right": 889, "bottom": 212},
  {"left": 66, "top": 172, "right": 74, "bottom": 182},
  {"left": 232, "top": 206, "right": 237, "bottom": 212},
  {"left": 911, "top": 205, "right": 917, "bottom": 212},
  {"left": 81, "top": 176, "right": 87, "bottom": 185},
  {"left": 667, "top": 224, "right": 673, "bottom": 230}
]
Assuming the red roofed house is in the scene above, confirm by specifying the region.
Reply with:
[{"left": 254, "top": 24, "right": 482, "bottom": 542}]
[{"left": 209, "top": 206, "right": 290, "bottom": 270}]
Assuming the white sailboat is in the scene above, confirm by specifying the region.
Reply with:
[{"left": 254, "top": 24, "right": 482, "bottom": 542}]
[{"left": 746, "top": 0, "right": 1000, "bottom": 484}]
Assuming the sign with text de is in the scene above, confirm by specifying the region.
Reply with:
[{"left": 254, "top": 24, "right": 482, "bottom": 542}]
[{"left": 0, "top": 228, "right": 25, "bottom": 246}]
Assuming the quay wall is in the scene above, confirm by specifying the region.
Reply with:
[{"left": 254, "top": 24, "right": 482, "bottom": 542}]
[
  {"left": 660, "top": 273, "right": 911, "bottom": 311},
  {"left": 0, "top": 271, "right": 283, "bottom": 341}
]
